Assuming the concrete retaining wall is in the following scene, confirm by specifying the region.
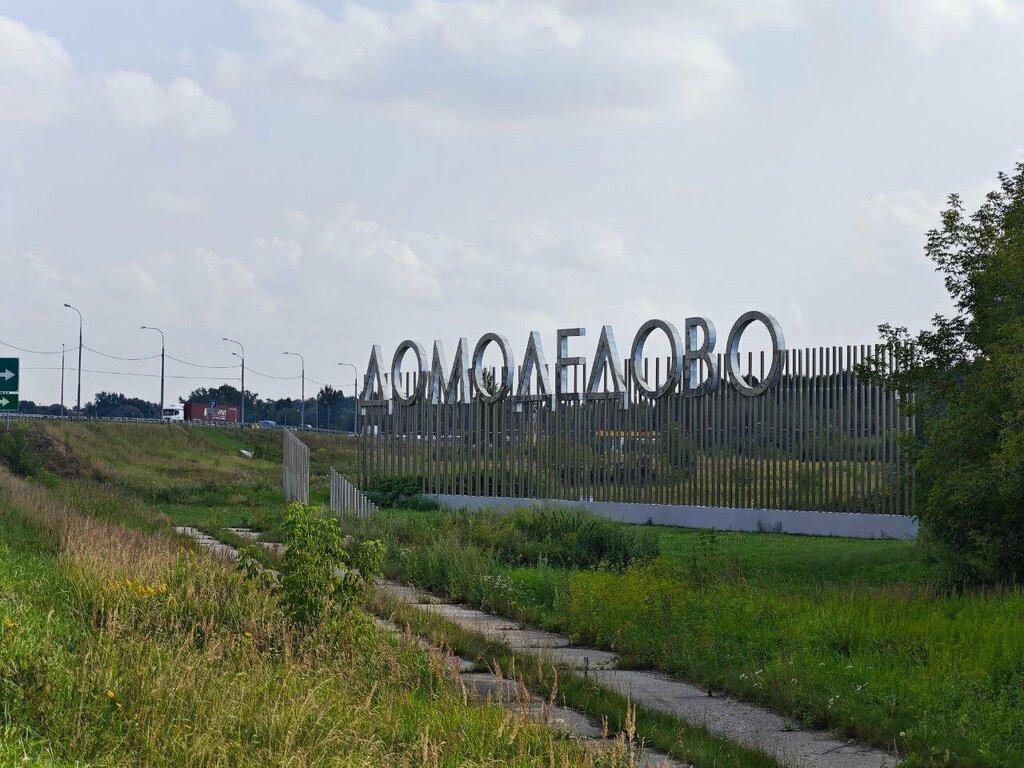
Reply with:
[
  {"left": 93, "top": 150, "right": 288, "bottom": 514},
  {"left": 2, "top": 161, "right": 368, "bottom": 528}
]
[{"left": 425, "top": 494, "right": 918, "bottom": 540}]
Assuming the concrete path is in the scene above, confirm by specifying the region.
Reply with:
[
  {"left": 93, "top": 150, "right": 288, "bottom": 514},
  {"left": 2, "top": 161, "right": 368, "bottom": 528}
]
[
  {"left": 175, "top": 526, "right": 685, "bottom": 768},
  {"left": 374, "top": 579, "right": 900, "bottom": 768},
  {"left": 174, "top": 526, "right": 238, "bottom": 560}
]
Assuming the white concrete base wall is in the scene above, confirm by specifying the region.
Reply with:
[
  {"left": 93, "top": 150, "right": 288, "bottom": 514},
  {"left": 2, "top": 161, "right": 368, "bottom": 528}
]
[{"left": 425, "top": 494, "right": 919, "bottom": 540}]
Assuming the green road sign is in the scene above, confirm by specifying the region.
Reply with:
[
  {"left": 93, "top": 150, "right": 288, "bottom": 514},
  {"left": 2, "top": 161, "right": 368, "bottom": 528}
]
[
  {"left": 0, "top": 393, "right": 19, "bottom": 411},
  {"left": 0, "top": 358, "right": 18, "bottom": 392}
]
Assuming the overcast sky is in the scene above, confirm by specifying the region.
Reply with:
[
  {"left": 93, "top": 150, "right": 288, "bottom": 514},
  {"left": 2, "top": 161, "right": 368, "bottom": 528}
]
[{"left": 2, "top": 0, "right": 1021, "bottom": 406}]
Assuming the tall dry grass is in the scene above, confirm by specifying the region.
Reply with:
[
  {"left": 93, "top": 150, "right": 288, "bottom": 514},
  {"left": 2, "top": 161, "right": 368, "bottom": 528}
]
[{"left": 1, "top": 469, "right": 635, "bottom": 767}]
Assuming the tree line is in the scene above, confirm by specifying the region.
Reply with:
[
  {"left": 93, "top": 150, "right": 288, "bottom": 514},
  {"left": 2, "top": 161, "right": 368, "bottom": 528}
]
[{"left": 17, "top": 384, "right": 357, "bottom": 430}]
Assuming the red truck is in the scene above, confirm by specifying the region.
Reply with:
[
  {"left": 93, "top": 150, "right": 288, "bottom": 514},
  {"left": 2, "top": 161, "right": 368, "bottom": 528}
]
[{"left": 183, "top": 402, "right": 240, "bottom": 423}]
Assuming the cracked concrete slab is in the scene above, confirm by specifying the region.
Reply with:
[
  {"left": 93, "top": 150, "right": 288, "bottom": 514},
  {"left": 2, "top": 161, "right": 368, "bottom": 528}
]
[
  {"left": 224, "top": 527, "right": 260, "bottom": 541},
  {"left": 593, "top": 669, "right": 893, "bottom": 768},
  {"left": 174, "top": 526, "right": 239, "bottom": 560},
  {"left": 420, "top": 603, "right": 522, "bottom": 631},
  {"left": 543, "top": 646, "right": 618, "bottom": 670},
  {"left": 376, "top": 581, "right": 434, "bottom": 604},
  {"left": 492, "top": 628, "right": 572, "bottom": 649}
]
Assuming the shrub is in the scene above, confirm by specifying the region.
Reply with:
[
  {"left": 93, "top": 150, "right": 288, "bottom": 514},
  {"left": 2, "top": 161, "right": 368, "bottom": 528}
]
[
  {"left": 465, "top": 506, "right": 660, "bottom": 570},
  {"left": 279, "top": 503, "right": 384, "bottom": 629},
  {"left": 364, "top": 474, "right": 440, "bottom": 511}
]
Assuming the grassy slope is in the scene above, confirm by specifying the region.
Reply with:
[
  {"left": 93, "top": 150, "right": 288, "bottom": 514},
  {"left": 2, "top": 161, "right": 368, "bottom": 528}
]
[
  {"left": 343, "top": 509, "right": 1024, "bottom": 768},
  {"left": 37, "top": 421, "right": 359, "bottom": 530},
  {"left": 0, "top": 444, "right": 644, "bottom": 767},
  {"left": 3, "top": 422, "right": 785, "bottom": 768},
  {"left": 18, "top": 421, "right": 1024, "bottom": 767}
]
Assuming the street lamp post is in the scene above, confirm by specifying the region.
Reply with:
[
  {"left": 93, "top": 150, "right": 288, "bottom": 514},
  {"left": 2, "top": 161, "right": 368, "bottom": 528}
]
[
  {"left": 140, "top": 326, "right": 165, "bottom": 418},
  {"left": 284, "top": 352, "right": 305, "bottom": 427},
  {"left": 63, "top": 304, "right": 82, "bottom": 413},
  {"left": 223, "top": 337, "right": 245, "bottom": 425},
  {"left": 338, "top": 361, "right": 359, "bottom": 435},
  {"left": 60, "top": 343, "right": 65, "bottom": 417}
]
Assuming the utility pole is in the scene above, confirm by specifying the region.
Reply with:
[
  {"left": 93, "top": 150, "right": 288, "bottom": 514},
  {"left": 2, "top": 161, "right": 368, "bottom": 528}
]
[
  {"left": 284, "top": 351, "right": 305, "bottom": 426},
  {"left": 64, "top": 304, "right": 82, "bottom": 413},
  {"left": 338, "top": 361, "right": 359, "bottom": 434},
  {"left": 223, "top": 337, "right": 245, "bottom": 425},
  {"left": 141, "top": 326, "right": 165, "bottom": 417},
  {"left": 60, "top": 343, "right": 65, "bottom": 417}
]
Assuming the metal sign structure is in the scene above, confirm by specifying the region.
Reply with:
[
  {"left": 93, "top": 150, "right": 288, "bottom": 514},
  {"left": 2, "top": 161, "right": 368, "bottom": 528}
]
[
  {"left": 0, "top": 358, "right": 19, "bottom": 412},
  {"left": 359, "top": 312, "right": 786, "bottom": 411},
  {"left": 358, "top": 322, "right": 914, "bottom": 515}
]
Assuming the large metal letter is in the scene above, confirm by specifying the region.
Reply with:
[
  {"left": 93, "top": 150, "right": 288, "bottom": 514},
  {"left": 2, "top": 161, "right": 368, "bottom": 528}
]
[
  {"left": 725, "top": 310, "right": 786, "bottom": 396},
  {"left": 515, "top": 331, "right": 553, "bottom": 410},
  {"left": 685, "top": 317, "right": 719, "bottom": 397},
  {"left": 358, "top": 344, "right": 391, "bottom": 412},
  {"left": 471, "top": 332, "right": 515, "bottom": 403},
  {"left": 586, "top": 325, "right": 628, "bottom": 409},
  {"left": 391, "top": 340, "right": 428, "bottom": 405},
  {"left": 429, "top": 338, "right": 469, "bottom": 404},
  {"left": 630, "top": 319, "right": 682, "bottom": 399},
  {"left": 555, "top": 328, "right": 585, "bottom": 403}
]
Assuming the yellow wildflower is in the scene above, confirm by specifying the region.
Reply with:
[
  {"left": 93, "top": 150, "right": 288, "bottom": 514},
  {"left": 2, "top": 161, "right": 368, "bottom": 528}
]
[
  {"left": 106, "top": 690, "right": 116, "bottom": 699},
  {"left": 244, "top": 631, "right": 252, "bottom": 638},
  {"left": 2, "top": 617, "right": 17, "bottom": 630}
]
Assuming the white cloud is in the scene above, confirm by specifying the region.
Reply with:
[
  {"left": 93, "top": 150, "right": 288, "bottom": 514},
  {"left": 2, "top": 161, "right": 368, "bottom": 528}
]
[
  {"left": 886, "top": 0, "right": 1021, "bottom": 50},
  {"left": 857, "top": 189, "right": 940, "bottom": 233},
  {"left": 103, "top": 71, "right": 234, "bottom": 139},
  {"left": 0, "top": 15, "right": 74, "bottom": 124},
  {"left": 117, "top": 248, "right": 277, "bottom": 329},
  {"left": 23, "top": 252, "right": 65, "bottom": 285},
  {"left": 239, "top": 0, "right": 743, "bottom": 126},
  {"left": 0, "top": 14, "right": 233, "bottom": 140},
  {"left": 142, "top": 190, "right": 208, "bottom": 214}
]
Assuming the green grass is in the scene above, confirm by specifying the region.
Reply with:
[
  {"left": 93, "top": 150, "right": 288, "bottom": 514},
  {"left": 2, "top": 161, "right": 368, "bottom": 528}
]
[
  {"left": 1, "top": 420, "right": 787, "bottom": 767},
  {"left": 337, "top": 508, "right": 1024, "bottom": 768},
  {"left": 655, "top": 525, "right": 930, "bottom": 588},
  {"left": 12, "top": 419, "right": 1020, "bottom": 766},
  {"left": 0, "top": 467, "right": 645, "bottom": 767},
  {"left": 33, "top": 421, "right": 359, "bottom": 532}
]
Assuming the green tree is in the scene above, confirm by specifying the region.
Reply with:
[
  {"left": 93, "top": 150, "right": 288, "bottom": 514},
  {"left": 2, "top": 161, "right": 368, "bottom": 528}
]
[
  {"left": 870, "top": 163, "right": 1024, "bottom": 586},
  {"left": 183, "top": 385, "right": 242, "bottom": 407},
  {"left": 85, "top": 392, "right": 158, "bottom": 418},
  {"left": 316, "top": 385, "right": 342, "bottom": 428}
]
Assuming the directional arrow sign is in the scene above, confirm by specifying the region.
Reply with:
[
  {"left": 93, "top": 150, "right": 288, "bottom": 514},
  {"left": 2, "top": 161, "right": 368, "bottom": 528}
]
[
  {"left": 0, "top": 393, "right": 19, "bottom": 411},
  {"left": 0, "top": 358, "right": 18, "bottom": 392}
]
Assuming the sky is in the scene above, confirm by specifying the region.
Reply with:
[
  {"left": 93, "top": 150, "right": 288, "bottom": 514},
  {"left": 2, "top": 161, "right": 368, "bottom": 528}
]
[{"left": 2, "top": 0, "right": 1022, "bottom": 407}]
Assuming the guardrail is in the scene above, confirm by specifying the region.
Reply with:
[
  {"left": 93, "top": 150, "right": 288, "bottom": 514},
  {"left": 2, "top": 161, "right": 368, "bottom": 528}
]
[{"left": 2, "top": 412, "right": 356, "bottom": 434}]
